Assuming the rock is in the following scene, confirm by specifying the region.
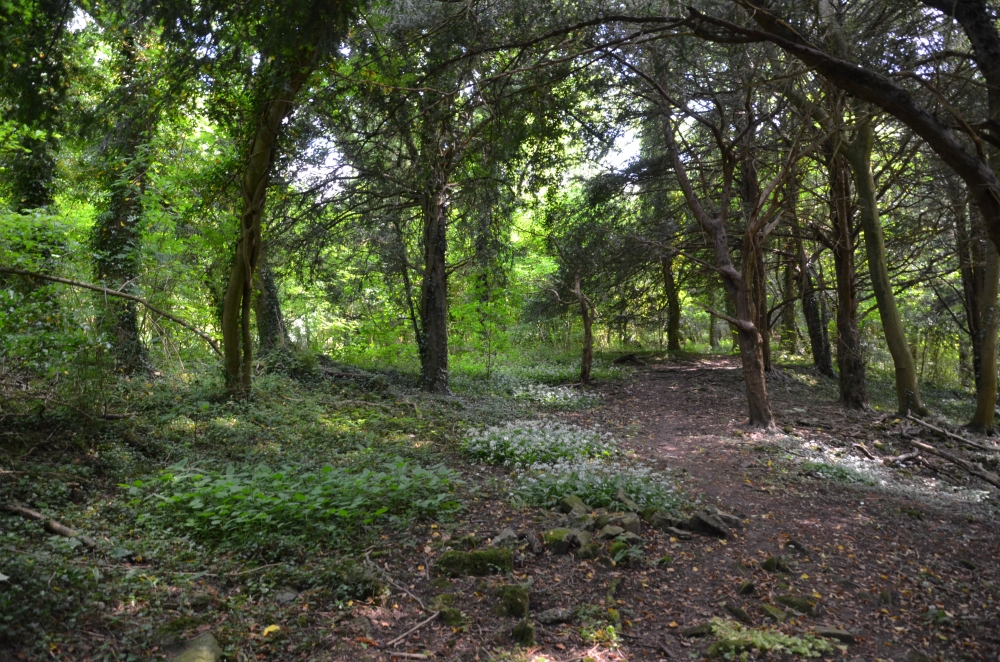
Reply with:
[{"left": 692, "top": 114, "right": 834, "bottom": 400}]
[
  {"left": 784, "top": 538, "right": 807, "bottom": 554},
  {"left": 715, "top": 512, "right": 744, "bottom": 529},
  {"left": 558, "top": 495, "right": 589, "bottom": 516},
  {"left": 608, "top": 540, "right": 630, "bottom": 560},
  {"left": 687, "top": 511, "right": 730, "bottom": 538},
  {"left": 537, "top": 607, "right": 575, "bottom": 625},
  {"left": 339, "top": 616, "right": 373, "bottom": 637},
  {"left": 775, "top": 594, "right": 819, "bottom": 616},
  {"left": 621, "top": 531, "right": 642, "bottom": 545},
  {"left": 905, "top": 651, "right": 933, "bottom": 662},
  {"left": 170, "top": 633, "right": 222, "bottom": 662},
  {"left": 723, "top": 603, "right": 751, "bottom": 623},
  {"left": 593, "top": 513, "right": 613, "bottom": 530},
  {"left": 522, "top": 530, "right": 544, "bottom": 554},
  {"left": 615, "top": 488, "right": 641, "bottom": 513},
  {"left": 640, "top": 506, "right": 660, "bottom": 522},
  {"left": 737, "top": 580, "right": 755, "bottom": 596},
  {"left": 666, "top": 526, "right": 692, "bottom": 540},
  {"left": 543, "top": 528, "right": 577, "bottom": 555},
  {"left": 495, "top": 585, "right": 529, "bottom": 618},
  {"left": 680, "top": 622, "right": 713, "bottom": 637},
  {"left": 569, "top": 513, "right": 596, "bottom": 531},
  {"left": 761, "top": 556, "right": 791, "bottom": 572},
  {"left": 512, "top": 618, "right": 535, "bottom": 646},
  {"left": 573, "top": 543, "right": 602, "bottom": 560},
  {"left": 491, "top": 528, "right": 519, "bottom": 548},
  {"left": 618, "top": 512, "right": 641, "bottom": 534},
  {"left": 434, "top": 549, "right": 513, "bottom": 577},
  {"left": 274, "top": 589, "right": 298, "bottom": 606},
  {"left": 648, "top": 513, "right": 685, "bottom": 531},
  {"left": 598, "top": 525, "right": 624, "bottom": 540},
  {"left": 760, "top": 604, "right": 787, "bottom": 623},
  {"left": 814, "top": 626, "right": 854, "bottom": 644},
  {"left": 430, "top": 595, "right": 466, "bottom": 626},
  {"left": 569, "top": 530, "right": 593, "bottom": 546}
]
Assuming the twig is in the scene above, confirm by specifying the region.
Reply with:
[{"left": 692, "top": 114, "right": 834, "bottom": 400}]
[
  {"left": 385, "top": 612, "right": 440, "bottom": 648},
  {"left": 2, "top": 503, "right": 97, "bottom": 547},
  {"left": 386, "top": 653, "right": 429, "bottom": 660},
  {"left": 905, "top": 415, "right": 1000, "bottom": 453},
  {"left": 0, "top": 267, "right": 222, "bottom": 357},
  {"left": 226, "top": 562, "right": 287, "bottom": 576},
  {"left": 364, "top": 553, "right": 426, "bottom": 611},
  {"left": 885, "top": 450, "right": 920, "bottom": 465},
  {"left": 852, "top": 443, "right": 875, "bottom": 460},
  {"left": 898, "top": 438, "right": 1000, "bottom": 489}
]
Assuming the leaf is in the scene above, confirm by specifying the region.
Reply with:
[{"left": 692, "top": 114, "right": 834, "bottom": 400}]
[
  {"left": 262, "top": 625, "right": 280, "bottom": 637},
  {"left": 0, "top": 572, "right": 8, "bottom": 582}
]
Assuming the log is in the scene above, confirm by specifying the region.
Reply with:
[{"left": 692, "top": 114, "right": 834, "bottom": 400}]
[
  {"left": 905, "top": 415, "right": 1000, "bottom": 453},
  {"left": 898, "top": 440, "right": 1000, "bottom": 490},
  {"left": 2, "top": 504, "right": 97, "bottom": 547}
]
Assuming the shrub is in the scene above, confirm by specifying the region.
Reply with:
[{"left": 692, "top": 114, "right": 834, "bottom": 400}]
[
  {"left": 463, "top": 420, "right": 618, "bottom": 468},
  {"left": 129, "top": 457, "right": 461, "bottom": 540}
]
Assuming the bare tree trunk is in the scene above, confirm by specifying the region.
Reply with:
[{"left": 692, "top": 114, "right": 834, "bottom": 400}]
[
  {"left": 970, "top": 244, "right": 1000, "bottom": 431},
  {"left": 661, "top": 255, "right": 681, "bottom": 351},
  {"left": 781, "top": 250, "right": 798, "bottom": 353},
  {"left": 222, "top": 62, "right": 312, "bottom": 396},
  {"left": 575, "top": 276, "right": 594, "bottom": 384},
  {"left": 829, "top": 153, "right": 867, "bottom": 408},
  {"left": 746, "top": 238, "right": 771, "bottom": 371},
  {"left": 418, "top": 189, "right": 450, "bottom": 392},
  {"left": 844, "top": 120, "right": 924, "bottom": 414}
]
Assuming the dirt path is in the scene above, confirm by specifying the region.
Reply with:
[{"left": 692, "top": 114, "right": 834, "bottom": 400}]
[{"left": 584, "top": 356, "right": 1000, "bottom": 661}]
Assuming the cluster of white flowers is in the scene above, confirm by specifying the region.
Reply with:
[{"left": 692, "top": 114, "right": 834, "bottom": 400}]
[
  {"left": 513, "top": 458, "right": 682, "bottom": 510},
  {"left": 513, "top": 383, "right": 599, "bottom": 407},
  {"left": 463, "top": 419, "right": 617, "bottom": 468}
]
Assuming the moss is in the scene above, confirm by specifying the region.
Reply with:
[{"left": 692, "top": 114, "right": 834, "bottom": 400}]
[
  {"left": 608, "top": 540, "right": 629, "bottom": 559},
  {"left": 512, "top": 618, "right": 535, "bottom": 646},
  {"left": 574, "top": 543, "right": 602, "bottom": 560},
  {"left": 775, "top": 594, "right": 819, "bottom": 616},
  {"left": 439, "top": 608, "right": 464, "bottom": 626},
  {"left": 760, "top": 604, "right": 787, "bottom": 622},
  {"left": 495, "top": 585, "right": 529, "bottom": 618},
  {"left": 433, "top": 549, "right": 512, "bottom": 577},
  {"left": 761, "top": 556, "right": 790, "bottom": 573}
]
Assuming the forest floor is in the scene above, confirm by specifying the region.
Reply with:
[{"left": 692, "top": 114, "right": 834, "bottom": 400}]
[{"left": 2, "top": 354, "right": 1000, "bottom": 661}]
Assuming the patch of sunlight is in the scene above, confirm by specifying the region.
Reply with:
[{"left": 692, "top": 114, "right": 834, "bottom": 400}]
[
  {"left": 209, "top": 416, "right": 238, "bottom": 429},
  {"left": 166, "top": 416, "right": 196, "bottom": 432}
]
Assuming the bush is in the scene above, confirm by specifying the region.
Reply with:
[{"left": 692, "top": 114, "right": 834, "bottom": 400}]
[
  {"left": 512, "top": 459, "right": 683, "bottom": 512},
  {"left": 129, "top": 457, "right": 461, "bottom": 540},
  {"left": 464, "top": 420, "right": 617, "bottom": 468}
]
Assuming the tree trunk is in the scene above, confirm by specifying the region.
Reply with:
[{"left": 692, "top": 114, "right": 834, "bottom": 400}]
[
  {"left": 844, "top": 120, "right": 924, "bottom": 414},
  {"left": 661, "top": 255, "right": 681, "bottom": 351},
  {"left": 253, "top": 254, "right": 288, "bottom": 355},
  {"left": 969, "top": 244, "right": 1000, "bottom": 431},
  {"left": 709, "top": 289, "right": 719, "bottom": 349},
  {"left": 746, "top": 236, "right": 771, "bottom": 371},
  {"left": 781, "top": 251, "right": 798, "bottom": 353},
  {"left": 576, "top": 276, "right": 594, "bottom": 384},
  {"left": 222, "top": 62, "right": 312, "bottom": 396},
  {"left": 957, "top": 196, "right": 985, "bottom": 389},
  {"left": 829, "top": 153, "right": 867, "bottom": 408},
  {"left": 417, "top": 189, "right": 450, "bottom": 392}
]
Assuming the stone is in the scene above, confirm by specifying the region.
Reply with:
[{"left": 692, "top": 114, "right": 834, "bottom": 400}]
[
  {"left": 537, "top": 607, "right": 575, "bottom": 625},
  {"left": 760, "top": 604, "right": 787, "bottom": 623},
  {"left": 723, "top": 603, "right": 751, "bottom": 623},
  {"left": 687, "top": 511, "right": 730, "bottom": 538},
  {"left": 434, "top": 549, "right": 513, "bottom": 577},
  {"left": 761, "top": 556, "right": 791, "bottom": 573},
  {"left": 615, "top": 488, "right": 641, "bottom": 513},
  {"left": 439, "top": 608, "right": 464, "bottom": 626},
  {"left": 737, "top": 580, "right": 755, "bottom": 595},
  {"left": 274, "top": 589, "right": 298, "bottom": 606},
  {"left": 608, "top": 540, "right": 630, "bottom": 560},
  {"left": 522, "top": 530, "right": 544, "bottom": 555},
  {"left": 715, "top": 512, "right": 744, "bottom": 529},
  {"left": 512, "top": 618, "right": 535, "bottom": 646},
  {"left": 598, "top": 525, "right": 625, "bottom": 540},
  {"left": 666, "top": 526, "right": 692, "bottom": 540},
  {"left": 621, "top": 531, "right": 642, "bottom": 545},
  {"left": 775, "top": 594, "right": 819, "bottom": 616},
  {"left": 491, "top": 528, "right": 519, "bottom": 548},
  {"left": 680, "top": 622, "right": 713, "bottom": 637},
  {"left": 784, "top": 538, "right": 807, "bottom": 554},
  {"left": 543, "top": 528, "right": 577, "bottom": 554},
  {"left": 640, "top": 506, "right": 660, "bottom": 522},
  {"left": 340, "top": 616, "right": 373, "bottom": 636},
  {"left": 170, "top": 633, "right": 222, "bottom": 662},
  {"left": 558, "top": 495, "right": 589, "bottom": 515},
  {"left": 495, "top": 585, "right": 529, "bottom": 618},
  {"left": 648, "top": 513, "right": 684, "bottom": 531},
  {"left": 569, "top": 514, "right": 596, "bottom": 531},
  {"left": 618, "top": 512, "right": 641, "bottom": 534},
  {"left": 573, "top": 543, "right": 602, "bottom": 560},
  {"left": 814, "top": 626, "right": 854, "bottom": 644},
  {"left": 569, "top": 530, "right": 593, "bottom": 546}
]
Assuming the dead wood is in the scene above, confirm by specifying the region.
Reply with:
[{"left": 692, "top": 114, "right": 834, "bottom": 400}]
[
  {"left": 897, "top": 439, "right": 1000, "bottom": 490},
  {"left": 905, "top": 415, "right": 1000, "bottom": 453},
  {"left": 2, "top": 503, "right": 97, "bottom": 547}
]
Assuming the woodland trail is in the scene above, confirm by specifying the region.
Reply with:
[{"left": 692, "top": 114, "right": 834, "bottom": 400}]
[{"left": 571, "top": 355, "right": 1000, "bottom": 661}]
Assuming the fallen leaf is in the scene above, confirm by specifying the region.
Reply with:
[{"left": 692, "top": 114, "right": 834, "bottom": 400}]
[
  {"left": 669, "top": 621, "right": 679, "bottom": 628},
  {"left": 262, "top": 625, "right": 280, "bottom": 637}
]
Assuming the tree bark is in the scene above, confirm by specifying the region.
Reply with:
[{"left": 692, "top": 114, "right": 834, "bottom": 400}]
[
  {"left": 575, "top": 275, "right": 594, "bottom": 384},
  {"left": 417, "top": 188, "right": 450, "bottom": 392},
  {"left": 661, "top": 254, "right": 681, "bottom": 351},
  {"left": 969, "top": 242, "right": 1000, "bottom": 431},
  {"left": 781, "top": 250, "right": 798, "bottom": 352},
  {"left": 222, "top": 62, "right": 312, "bottom": 396},
  {"left": 844, "top": 120, "right": 925, "bottom": 414},
  {"left": 828, "top": 152, "right": 867, "bottom": 408}
]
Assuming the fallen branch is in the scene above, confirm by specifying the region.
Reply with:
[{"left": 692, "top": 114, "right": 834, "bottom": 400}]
[
  {"left": 905, "top": 415, "right": 1000, "bottom": 453},
  {"left": 852, "top": 443, "right": 875, "bottom": 460},
  {"left": 386, "top": 653, "right": 429, "bottom": 660},
  {"left": 2, "top": 503, "right": 97, "bottom": 547},
  {"left": 884, "top": 450, "right": 920, "bottom": 465},
  {"left": 0, "top": 267, "right": 222, "bottom": 357},
  {"left": 898, "top": 439, "right": 1000, "bottom": 490},
  {"left": 384, "top": 611, "right": 440, "bottom": 648}
]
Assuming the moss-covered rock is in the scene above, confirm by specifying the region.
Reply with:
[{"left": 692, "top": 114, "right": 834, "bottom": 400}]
[
  {"left": 574, "top": 543, "right": 603, "bottom": 560},
  {"left": 512, "top": 618, "right": 535, "bottom": 646},
  {"left": 559, "top": 494, "right": 589, "bottom": 515},
  {"left": 760, "top": 604, "right": 787, "bottom": 622},
  {"left": 761, "top": 555, "right": 791, "bottom": 572},
  {"left": 543, "top": 528, "right": 577, "bottom": 554},
  {"left": 495, "top": 585, "right": 529, "bottom": 618},
  {"left": 430, "top": 593, "right": 465, "bottom": 625},
  {"left": 775, "top": 594, "right": 819, "bottom": 616},
  {"left": 608, "top": 540, "right": 630, "bottom": 559},
  {"left": 433, "top": 549, "right": 513, "bottom": 577}
]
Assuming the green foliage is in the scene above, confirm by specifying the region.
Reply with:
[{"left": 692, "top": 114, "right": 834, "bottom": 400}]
[
  {"left": 130, "top": 458, "right": 462, "bottom": 541},
  {"left": 705, "top": 618, "right": 837, "bottom": 659},
  {"left": 463, "top": 420, "right": 618, "bottom": 468}
]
